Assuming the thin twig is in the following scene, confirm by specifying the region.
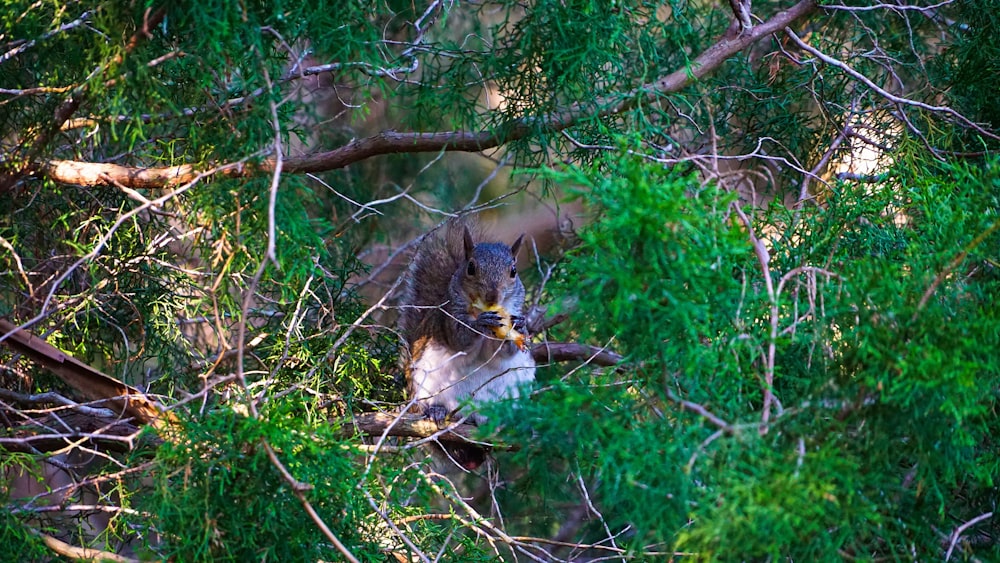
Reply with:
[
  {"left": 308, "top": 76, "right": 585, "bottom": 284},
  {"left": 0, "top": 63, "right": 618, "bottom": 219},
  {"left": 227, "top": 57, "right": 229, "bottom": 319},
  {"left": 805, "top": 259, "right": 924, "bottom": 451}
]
[
  {"left": 944, "top": 512, "right": 993, "bottom": 561},
  {"left": 730, "top": 202, "right": 778, "bottom": 433},
  {"left": 784, "top": 27, "right": 999, "bottom": 142},
  {"left": 666, "top": 390, "right": 733, "bottom": 433},
  {"left": 913, "top": 219, "right": 1000, "bottom": 321}
]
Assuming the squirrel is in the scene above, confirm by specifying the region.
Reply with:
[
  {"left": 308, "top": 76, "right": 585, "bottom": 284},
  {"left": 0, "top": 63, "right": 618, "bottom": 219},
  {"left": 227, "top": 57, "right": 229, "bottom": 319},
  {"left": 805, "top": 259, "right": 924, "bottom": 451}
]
[{"left": 399, "top": 221, "right": 536, "bottom": 470}]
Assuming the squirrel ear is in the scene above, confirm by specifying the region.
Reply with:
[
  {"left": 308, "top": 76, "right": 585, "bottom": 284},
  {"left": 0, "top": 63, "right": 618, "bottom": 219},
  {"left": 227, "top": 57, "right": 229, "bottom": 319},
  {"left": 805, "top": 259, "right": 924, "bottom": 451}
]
[
  {"left": 463, "top": 226, "right": 475, "bottom": 259},
  {"left": 510, "top": 233, "right": 525, "bottom": 256}
]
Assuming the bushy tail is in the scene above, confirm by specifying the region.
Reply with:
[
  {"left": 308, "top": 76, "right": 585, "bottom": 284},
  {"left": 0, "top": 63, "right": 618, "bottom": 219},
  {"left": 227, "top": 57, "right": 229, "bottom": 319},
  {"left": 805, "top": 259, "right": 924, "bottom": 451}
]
[
  {"left": 398, "top": 219, "right": 469, "bottom": 337},
  {"left": 429, "top": 442, "right": 489, "bottom": 472}
]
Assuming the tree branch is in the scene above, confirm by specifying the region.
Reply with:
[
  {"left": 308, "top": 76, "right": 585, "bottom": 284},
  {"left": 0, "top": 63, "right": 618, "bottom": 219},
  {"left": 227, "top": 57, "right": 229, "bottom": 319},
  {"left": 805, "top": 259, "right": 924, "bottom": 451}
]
[
  {"left": 0, "top": 319, "right": 173, "bottom": 429},
  {"left": 530, "top": 342, "right": 622, "bottom": 367},
  {"left": 33, "top": 530, "right": 139, "bottom": 563},
  {"left": 783, "top": 26, "right": 1000, "bottom": 142},
  {"left": 347, "top": 412, "right": 482, "bottom": 444},
  {"left": 2, "top": 7, "right": 168, "bottom": 193},
  {"left": 0, "top": 409, "right": 146, "bottom": 454},
  {"left": 346, "top": 411, "right": 520, "bottom": 454},
  {"left": 29, "top": 0, "right": 819, "bottom": 189},
  {"left": 945, "top": 512, "right": 994, "bottom": 561}
]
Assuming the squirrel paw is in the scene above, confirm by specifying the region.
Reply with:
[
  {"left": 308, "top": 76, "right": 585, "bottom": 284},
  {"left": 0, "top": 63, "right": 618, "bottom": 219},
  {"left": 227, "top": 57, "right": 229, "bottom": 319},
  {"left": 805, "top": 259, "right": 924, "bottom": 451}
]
[
  {"left": 423, "top": 404, "right": 450, "bottom": 427},
  {"left": 510, "top": 314, "right": 527, "bottom": 335},
  {"left": 474, "top": 310, "right": 503, "bottom": 330}
]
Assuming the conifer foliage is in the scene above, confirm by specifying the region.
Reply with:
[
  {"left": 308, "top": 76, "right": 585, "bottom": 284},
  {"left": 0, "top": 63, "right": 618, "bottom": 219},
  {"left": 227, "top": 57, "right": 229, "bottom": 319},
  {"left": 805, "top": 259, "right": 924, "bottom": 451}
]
[{"left": 1, "top": 1, "right": 998, "bottom": 560}]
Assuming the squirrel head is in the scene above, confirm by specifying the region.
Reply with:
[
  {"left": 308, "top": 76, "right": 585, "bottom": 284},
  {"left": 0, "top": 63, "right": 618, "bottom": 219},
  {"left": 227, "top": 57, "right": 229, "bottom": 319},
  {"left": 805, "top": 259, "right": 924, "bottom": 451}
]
[{"left": 459, "top": 226, "right": 524, "bottom": 306}]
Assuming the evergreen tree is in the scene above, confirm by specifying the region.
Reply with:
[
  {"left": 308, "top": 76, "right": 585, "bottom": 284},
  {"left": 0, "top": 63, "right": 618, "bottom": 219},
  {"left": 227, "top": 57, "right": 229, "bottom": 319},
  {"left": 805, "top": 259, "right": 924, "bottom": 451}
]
[{"left": 1, "top": 0, "right": 997, "bottom": 560}]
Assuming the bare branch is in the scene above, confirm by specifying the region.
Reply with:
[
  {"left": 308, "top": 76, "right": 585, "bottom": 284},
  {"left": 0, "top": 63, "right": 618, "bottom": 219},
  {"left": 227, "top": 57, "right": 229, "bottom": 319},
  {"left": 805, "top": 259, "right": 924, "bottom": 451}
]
[
  {"left": 0, "top": 319, "right": 172, "bottom": 428},
  {"left": 530, "top": 342, "right": 622, "bottom": 367},
  {"left": 33, "top": 530, "right": 139, "bottom": 563},
  {"left": 822, "top": 0, "right": 954, "bottom": 13},
  {"left": 666, "top": 390, "right": 734, "bottom": 434},
  {"left": 0, "top": 388, "right": 116, "bottom": 418},
  {"left": 730, "top": 202, "right": 778, "bottom": 433},
  {"left": 346, "top": 411, "right": 503, "bottom": 446},
  {"left": 0, "top": 11, "right": 93, "bottom": 65},
  {"left": 945, "top": 512, "right": 994, "bottom": 561},
  {"left": 728, "top": 0, "right": 754, "bottom": 34},
  {"left": 784, "top": 27, "right": 1000, "bottom": 142}
]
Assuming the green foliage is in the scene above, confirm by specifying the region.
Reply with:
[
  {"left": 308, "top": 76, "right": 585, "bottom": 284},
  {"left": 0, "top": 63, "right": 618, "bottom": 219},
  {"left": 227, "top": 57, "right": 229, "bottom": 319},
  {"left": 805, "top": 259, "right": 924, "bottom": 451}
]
[
  {"left": 3, "top": 0, "right": 1000, "bottom": 560},
  {"left": 134, "top": 391, "right": 506, "bottom": 561},
  {"left": 0, "top": 513, "right": 47, "bottom": 563},
  {"left": 549, "top": 153, "right": 746, "bottom": 371},
  {"left": 502, "top": 151, "right": 1000, "bottom": 560},
  {"left": 941, "top": 0, "right": 1000, "bottom": 134},
  {"left": 0, "top": 454, "right": 48, "bottom": 562},
  {"left": 137, "top": 398, "right": 368, "bottom": 561}
]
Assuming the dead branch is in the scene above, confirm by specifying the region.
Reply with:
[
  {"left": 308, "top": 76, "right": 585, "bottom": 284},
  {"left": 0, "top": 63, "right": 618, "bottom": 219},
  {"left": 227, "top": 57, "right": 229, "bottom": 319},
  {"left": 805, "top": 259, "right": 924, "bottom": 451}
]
[
  {"left": 0, "top": 386, "right": 166, "bottom": 456},
  {"left": 945, "top": 512, "right": 995, "bottom": 561},
  {"left": 783, "top": 27, "right": 1000, "bottom": 143},
  {"left": 0, "top": 319, "right": 173, "bottom": 429},
  {"left": 0, "top": 388, "right": 117, "bottom": 418},
  {"left": 0, "top": 409, "right": 146, "bottom": 454}
]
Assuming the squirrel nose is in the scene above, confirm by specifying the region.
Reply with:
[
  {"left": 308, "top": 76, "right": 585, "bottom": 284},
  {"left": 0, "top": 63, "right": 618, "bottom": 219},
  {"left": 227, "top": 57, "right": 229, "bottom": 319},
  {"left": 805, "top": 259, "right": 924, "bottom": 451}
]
[{"left": 484, "top": 289, "right": 500, "bottom": 304}]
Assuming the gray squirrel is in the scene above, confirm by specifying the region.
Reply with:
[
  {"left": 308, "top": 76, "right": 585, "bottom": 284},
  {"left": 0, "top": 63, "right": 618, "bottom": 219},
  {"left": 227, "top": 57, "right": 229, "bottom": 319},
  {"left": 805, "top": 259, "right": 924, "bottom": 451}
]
[{"left": 399, "top": 222, "right": 536, "bottom": 470}]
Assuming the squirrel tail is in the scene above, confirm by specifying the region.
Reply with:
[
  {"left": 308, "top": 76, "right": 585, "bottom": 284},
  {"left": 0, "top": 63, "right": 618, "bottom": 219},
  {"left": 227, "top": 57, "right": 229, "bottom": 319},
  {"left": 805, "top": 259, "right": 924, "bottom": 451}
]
[
  {"left": 399, "top": 219, "right": 467, "bottom": 336},
  {"left": 430, "top": 442, "right": 489, "bottom": 472}
]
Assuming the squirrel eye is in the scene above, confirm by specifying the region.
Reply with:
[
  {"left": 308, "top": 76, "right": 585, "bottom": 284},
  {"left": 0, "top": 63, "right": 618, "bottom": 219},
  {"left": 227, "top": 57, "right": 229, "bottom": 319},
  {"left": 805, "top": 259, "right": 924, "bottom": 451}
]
[
  {"left": 509, "top": 266, "right": 517, "bottom": 278},
  {"left": 466, "top": 261, "right": 476, "bottom": 276}
]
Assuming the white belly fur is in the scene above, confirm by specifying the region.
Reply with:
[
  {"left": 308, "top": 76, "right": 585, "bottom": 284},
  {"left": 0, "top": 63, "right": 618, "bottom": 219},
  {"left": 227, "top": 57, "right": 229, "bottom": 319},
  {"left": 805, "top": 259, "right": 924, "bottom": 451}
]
[{"left": 410, "top": 340, "right": 535, "bottom": 424}]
